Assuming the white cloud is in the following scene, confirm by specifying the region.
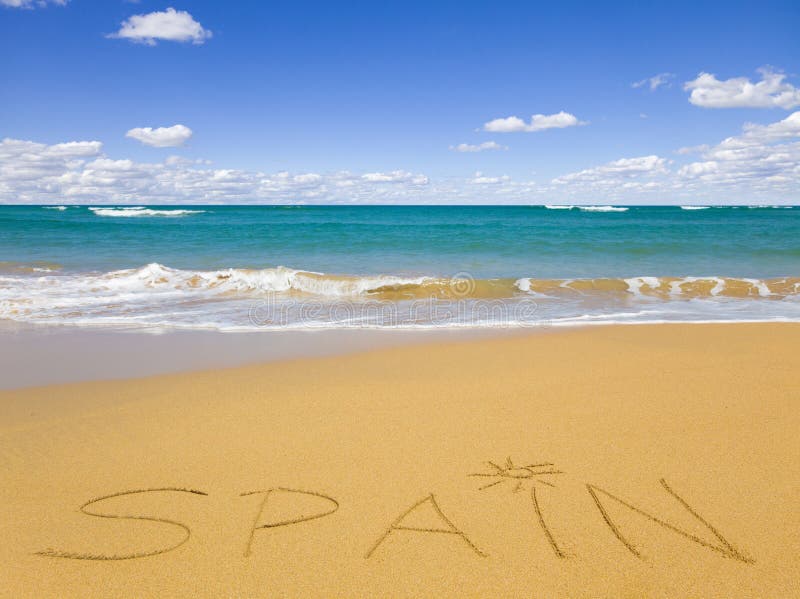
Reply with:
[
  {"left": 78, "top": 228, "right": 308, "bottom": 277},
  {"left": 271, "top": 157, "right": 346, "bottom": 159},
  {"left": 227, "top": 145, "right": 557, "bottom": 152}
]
[
  {"left": 544, "top": 112, "right": 800, "bottom": 201},
  {"left": 740, "top": 110, "right": 800, "bottom": 141},
  {"left": 632, "top": 73, "right": 674, "bottom": 91},
  {"left": 470, "top": 171, "right": 511, "bottom": 184},
  {"left": 675, "top": 144, "right": 709, "bottom": 155},
  {"left": 0, "top": 138, "right": 431, "bottom": 204},
  {"left": 677, "top": 111, "right": 800, "bottom": 189},
  {"left": 361, "top": 171, "right": 428, "bottom": 184},
  {"left": 108, "top": 7, "right": 212, "bottom": 46},
  {"left": 552, "top": 155, "right": 668, "bottom": 185},
  {"left": 449, "top": 141, "right": 507, "bottom": 152},
  {"left": 0, "top": 0, "right": 66, "bottom": 7},
  {"left": 165, "top": 155, "right": 210, "bottom": 166},
  {"left": 684, "top": 67, "right": 800, "bottom": 109},
  {"left": 292, "top": 173, "right": 322, "bottom": 184},
  {"left": 483, "top": 111, "right": 586, "bottom": 133},
  {"left": 126, "top": 124, "right": 193, "bottom": 147},
  {"left": 3, "top": 114, "right": 798, "bottom": 205},
  {"left": 0, "top": 138, "right": 103, "bottom": 185}
]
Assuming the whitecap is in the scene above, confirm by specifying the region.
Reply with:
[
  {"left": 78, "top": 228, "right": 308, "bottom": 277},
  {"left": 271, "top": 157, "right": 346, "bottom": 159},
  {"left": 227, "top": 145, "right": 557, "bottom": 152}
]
[
  {"left": 89, "top": 207, "right": 204, "bottom": 217},
  {"left": 578, "top": 205, "right": 628, "bottom": 212}
]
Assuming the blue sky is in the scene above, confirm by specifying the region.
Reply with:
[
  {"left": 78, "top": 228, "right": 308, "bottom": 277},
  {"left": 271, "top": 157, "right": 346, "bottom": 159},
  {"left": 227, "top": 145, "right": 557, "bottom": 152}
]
[{"left": 1, "top": 0, "right": 799, "bottom": 204}]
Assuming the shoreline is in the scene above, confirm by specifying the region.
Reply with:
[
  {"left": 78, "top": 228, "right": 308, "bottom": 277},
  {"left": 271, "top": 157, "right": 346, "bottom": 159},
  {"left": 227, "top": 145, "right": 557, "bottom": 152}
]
[
  {"left": 4, "top": 318, "right": 799, "bottom": 390},
  {"left": 0, "top": 325, "right": 518, "bottom": 390},
  {"left": 2, "top": 323, "right": 799, "bottom": 596}
]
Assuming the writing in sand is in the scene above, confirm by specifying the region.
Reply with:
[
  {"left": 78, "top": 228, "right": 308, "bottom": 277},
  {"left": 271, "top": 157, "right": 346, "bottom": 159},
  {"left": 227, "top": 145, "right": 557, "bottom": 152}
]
[{"left": 35, "top": 458, "right": 753, "bottom": 565}]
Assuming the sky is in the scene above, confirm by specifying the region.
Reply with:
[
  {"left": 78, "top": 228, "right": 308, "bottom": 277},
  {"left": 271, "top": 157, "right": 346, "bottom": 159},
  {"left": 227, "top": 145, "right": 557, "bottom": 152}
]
[{"left": 1, "top": 0, "right": 799, "bottom": 204}]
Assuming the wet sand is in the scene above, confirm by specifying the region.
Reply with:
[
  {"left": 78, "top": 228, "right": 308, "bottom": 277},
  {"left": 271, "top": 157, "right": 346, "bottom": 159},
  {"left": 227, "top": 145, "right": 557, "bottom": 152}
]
[{"left": 0, "top": 325, "right": 504, "bottom": 389}]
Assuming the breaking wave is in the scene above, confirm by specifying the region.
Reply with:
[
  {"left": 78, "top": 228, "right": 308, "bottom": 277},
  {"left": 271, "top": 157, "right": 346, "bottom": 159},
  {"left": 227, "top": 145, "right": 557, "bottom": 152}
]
[
  {"left": 1, "top": 263, "right": 799, "bottom": 331},
  {"left": 89, "top": 207, "right": 205, "bottom": 217},
  {"left": 543, "top": 205, "right": 628, "bottom": 212},
  {"left": 578, "top": 205, "right": 628, "bottom": 212},
  {"left": 514, "top": 276, "right": 800, "bottom": 299}
]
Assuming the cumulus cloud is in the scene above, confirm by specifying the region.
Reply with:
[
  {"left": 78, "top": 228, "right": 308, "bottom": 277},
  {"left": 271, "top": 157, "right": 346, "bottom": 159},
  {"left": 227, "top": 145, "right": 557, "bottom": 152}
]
[
  {"left": 483, "top": 111, "right": 586, "bottom": 133},
  {"left": 108, "top": 7, "right": 212, "bottom": 45},
  {"left": 126, "top": 124, "right": 193, "bottom": 147},
  {"left": 677, "top": 111, "right": 800, "bottom": 190},
  {"left": 675, "top": 144, "right": 710, "bottom": 155},
  {"left": 544, "top": 155, "right": 671, "bottom": 199},
  {"left": 632, "top": 73, "right": 674, "bottom": 91},
  {"left": 361, "top": 171, "right": 429, "bottom": 184},
  {"left": 469, "top": 171, "right": 511, "bottom": 184},
  {"left": 684, "top": 67, "right": 800, "bottom": 109},
  {"left": 552, "top": 155, "right": 668, "bottom": 185},
  {"left": 544, "top": 112, "right": 800, "bottom": 201},
  {"left": 449, "top": 141, "right": 507, "bottom": 152},
  {"left": 0, "top": 138, "right": 103, "bottom": 188},
  {"left": 740, "top": 110, "right": 800, "bottom": 141},
  {"left": 3, "top": 113, "right": 798, "bottom": 205},
  {"left": 0, "top": 138, "right": 430, "bottom": 204},
  {"left": 0, "top": 0, "right": 66, "bottom": 7}
]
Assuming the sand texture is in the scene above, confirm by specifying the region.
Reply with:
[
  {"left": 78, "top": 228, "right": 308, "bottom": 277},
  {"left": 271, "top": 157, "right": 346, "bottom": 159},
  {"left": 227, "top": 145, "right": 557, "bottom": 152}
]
[{"left": 1, "top": 324, "right": 799, "bottom": 597}]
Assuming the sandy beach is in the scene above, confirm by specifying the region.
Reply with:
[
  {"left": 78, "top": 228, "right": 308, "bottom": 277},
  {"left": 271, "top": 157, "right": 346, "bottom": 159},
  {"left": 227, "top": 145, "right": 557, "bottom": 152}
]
[{"left": 1, "top": 323, "right": 799, "bottom": 597}]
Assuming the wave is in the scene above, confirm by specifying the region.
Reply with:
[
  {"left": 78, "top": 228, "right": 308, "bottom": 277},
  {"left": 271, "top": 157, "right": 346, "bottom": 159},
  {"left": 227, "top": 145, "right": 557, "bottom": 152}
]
[
  {"left": 747, "top": 205, "right": 793, "bottom": 209},
  {"left": 43, "top": 205, "right": 68, "bottom": 211},
  {"left": 89, "top": 207, "right": 205, "bottom": 217},
  {"left": 515, "top": 275, "right": 799, "bottom": 299},
  {"left": 542, "top": 205, "right": 628, "bottom": 212},
  {"left": 577, "top": 205, "right": 628, "bottom": 212},
  {"left": 2, "top": 265, "right": 799, "bottom": 331},
  {"left": 680, "top": 206, "right": 710, "bottom": 210},
  {"left": 2, "top": 264, "right": 799, "bottom": 301},
  {"left": 0, "top": 261, "right": 62, "bottom": 274},
  {"left": 0, "top": 263, "right": 435, "bottom": 299}
]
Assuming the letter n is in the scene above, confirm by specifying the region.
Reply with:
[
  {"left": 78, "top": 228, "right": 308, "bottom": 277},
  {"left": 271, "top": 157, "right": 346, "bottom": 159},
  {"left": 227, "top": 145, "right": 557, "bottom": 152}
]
[{"left": 587, "top": 478, "right": 752, "bottom": 563}]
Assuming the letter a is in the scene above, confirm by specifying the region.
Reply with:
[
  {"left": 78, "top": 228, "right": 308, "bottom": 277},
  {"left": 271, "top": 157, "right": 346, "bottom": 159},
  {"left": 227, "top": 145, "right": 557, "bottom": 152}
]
[{"left": 366, "top": 494, "right": 486, "bottom": 558}]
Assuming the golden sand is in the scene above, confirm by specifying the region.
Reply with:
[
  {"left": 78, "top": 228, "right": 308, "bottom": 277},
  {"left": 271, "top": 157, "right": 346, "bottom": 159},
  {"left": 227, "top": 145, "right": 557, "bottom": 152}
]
[{"left": 1, "top": 324, "right": 799, "bottom": 597}]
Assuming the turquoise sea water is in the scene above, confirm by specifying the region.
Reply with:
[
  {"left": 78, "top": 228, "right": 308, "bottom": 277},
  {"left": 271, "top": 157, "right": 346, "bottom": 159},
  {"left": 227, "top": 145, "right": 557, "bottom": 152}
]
[{"left": 1, "top": 205, "right": 799, "bottom": 330}]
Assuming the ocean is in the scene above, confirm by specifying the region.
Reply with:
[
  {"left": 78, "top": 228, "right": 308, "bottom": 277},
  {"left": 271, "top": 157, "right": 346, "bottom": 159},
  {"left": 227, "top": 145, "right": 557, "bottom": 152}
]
[{"left": 1, "top": 204, "right": 799, "bottom": 331}]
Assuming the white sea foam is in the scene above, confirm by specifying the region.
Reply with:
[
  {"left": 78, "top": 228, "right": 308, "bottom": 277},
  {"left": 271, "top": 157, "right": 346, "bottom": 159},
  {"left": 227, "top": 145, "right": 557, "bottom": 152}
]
[
  {"left": 666, "top": 276, "right": 726, "bottom": 296},
  {"left": 2, "top": 265, "right": 799, "bottom": 332},
  {"left": 680, "top": 206, "right": 710, "bottom": 210},
  {"left": 742, "top": 278, "right": 772, "bottom": 297},
  {"left": 623, "top": 276, "right": 661, "bottom": 296},
  {"left": 544, "top": 204, "right": 629, "bottom": 212},
  {"left": 0, "top": 263, "right": 432, "bottom": 299},
  {"left": 43, "top": 205, "right": 68, "bottom": 211},
  {"left": 577, "top": 205, "right": 628, "bottom": 212},
  {"left": 89, "top": 207, "right": 205, "bottom": 217},
  {"left": 514, "top": 278, "right": 531, "bottom": 292}
]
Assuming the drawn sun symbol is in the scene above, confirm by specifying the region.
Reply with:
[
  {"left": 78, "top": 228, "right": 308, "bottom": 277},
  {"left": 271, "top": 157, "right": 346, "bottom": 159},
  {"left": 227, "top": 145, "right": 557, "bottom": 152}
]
[
  {"left": 468, "top": 457, "right": 568, "bottom": 558},
  {"left": 469, "top": 457, "right": 563, "bottom": 493}
]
